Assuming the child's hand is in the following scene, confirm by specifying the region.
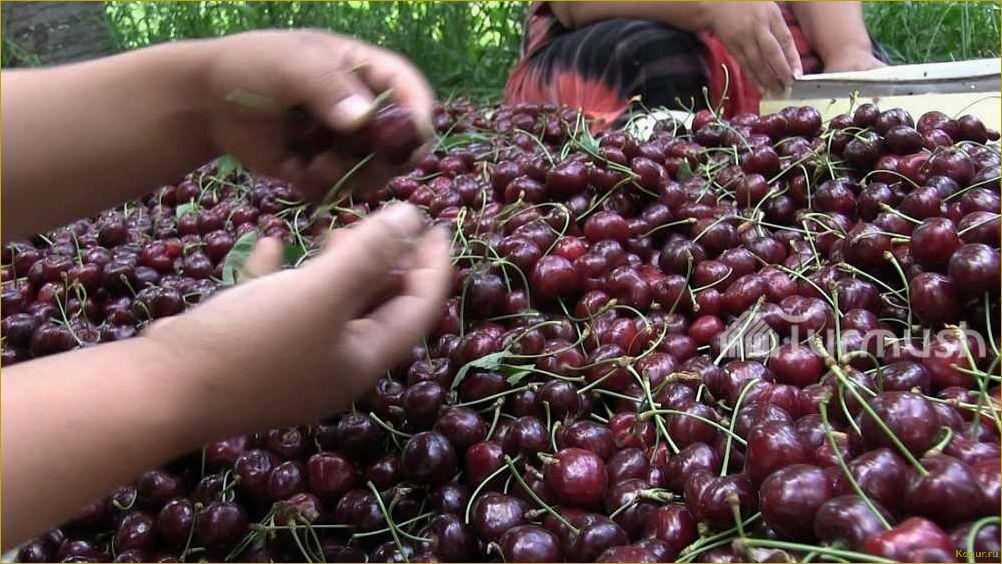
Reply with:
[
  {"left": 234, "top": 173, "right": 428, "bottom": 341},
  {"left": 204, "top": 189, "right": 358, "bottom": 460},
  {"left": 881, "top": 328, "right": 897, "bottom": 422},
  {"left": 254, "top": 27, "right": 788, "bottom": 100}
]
[
  {"left": 195, "top": 30, "right": 436, "bottom": 200},
  {"left": 144, "top": 203, "right": 451, "bottom": 437}
]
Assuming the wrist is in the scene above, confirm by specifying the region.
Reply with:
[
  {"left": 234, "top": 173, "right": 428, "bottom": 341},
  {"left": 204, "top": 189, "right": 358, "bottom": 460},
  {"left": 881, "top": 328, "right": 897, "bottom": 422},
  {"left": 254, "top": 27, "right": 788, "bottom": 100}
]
[{"left": 819, "top": 40, "right": 873, "bottom": 64}]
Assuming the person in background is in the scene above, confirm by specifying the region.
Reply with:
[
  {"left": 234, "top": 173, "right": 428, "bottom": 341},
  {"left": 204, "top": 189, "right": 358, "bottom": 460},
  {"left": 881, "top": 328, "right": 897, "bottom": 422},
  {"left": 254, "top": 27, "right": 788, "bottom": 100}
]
[
  {"left": 505, "top": 1, "right": 889, "bottom": 128},
  {"left": 0, "top": 30, "right": 451, "bottom": 548}
]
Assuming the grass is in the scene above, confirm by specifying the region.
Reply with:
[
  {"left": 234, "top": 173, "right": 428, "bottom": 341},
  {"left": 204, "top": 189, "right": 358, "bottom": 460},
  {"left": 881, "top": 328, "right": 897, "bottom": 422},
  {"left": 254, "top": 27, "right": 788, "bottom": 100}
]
[
  {"left": 864, "top": 0, "right": 1001, "bottom": 64},
  {"left": 104, "top": 1, "right": 526, "bottom": 99},
  {"left": 3, "top": 1, "right": 1000, "bottom": 98}
]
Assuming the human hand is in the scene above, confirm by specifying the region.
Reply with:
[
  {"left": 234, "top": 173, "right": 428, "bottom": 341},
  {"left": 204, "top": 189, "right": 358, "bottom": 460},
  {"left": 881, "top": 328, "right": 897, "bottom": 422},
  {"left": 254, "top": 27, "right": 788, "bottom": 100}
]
[
  {"left": 707, "top": 1, "right": 803, "bottom": 95},
  {"left": 822, "top": 48, "right": 887, "bottom": 73},
  {"left": 194, "top": 30, "right": 436, "bottom": 201},
  {"left": 144, "top": 203, "right": 451, "bottom": 437}
]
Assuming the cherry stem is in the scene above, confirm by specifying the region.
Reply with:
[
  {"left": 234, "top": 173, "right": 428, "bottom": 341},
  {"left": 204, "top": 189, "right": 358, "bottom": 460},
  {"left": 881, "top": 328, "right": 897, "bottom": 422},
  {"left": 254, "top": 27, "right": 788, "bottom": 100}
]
[
  {"left": 678, "top": 512, "right": 761, "bottom": 558},
  {"left": 713, "top": 296, "right": 766, "bottom": 364},
  {"left": 367, "top": 481, "right": 409, "bottom": 563},
  {"left": 883, "top": 251, "right": 914, "bottom": 330},
  {"left": 836, "top": 263, "right": 906, "bottom": 301},
  {"left": 504, "top": 455, "right": 579, "bottom": 535},
  {"left": 814, "top": 337, "right": 929, "bottom": 476},
  {"left": 629, "top": 364, "right": 680, "bottom": 454},
  {"left": 464, "top": 455, "right": 521, "bottom": 525},
  {"left": 288, "top": 521, "right": 320, "bottom": 563},
  {"left": 486, "top": 400, "right": 503, "bottom": 440},
  {"left": 550, "top": 419, "right": 562, "bottom": 453},
  {"left": 453, "top": 384, "right": 533, "bottom": 408},
  {"left": 819, "top": 394, "right": 892, "bottom": 530},
  {"left": 368, "top": 411, "right": 415, "bottom": 439},
  {"left": 720, "top": 380, "right": 759, "bottom": 476},
  {"left": 948, "top": 324, "right": 1000, "bottom": 440},
  {"left": 640, "top": 409, "right": 747, "bottom": 445},
  {"left": 984, "top": 293, "right": 1000, "bottom": 358},
  {"left": 350, "top": 512, "right": 434, "bottom": 540},
  {"left": 966, "top": 516, "right": 1001, "bottom": 564},
  {"left": 735, "top": 538, "right": 896, "bottom": 563},
  {"left": 224, "top": 508, "right": 275, "bottom": 562}
]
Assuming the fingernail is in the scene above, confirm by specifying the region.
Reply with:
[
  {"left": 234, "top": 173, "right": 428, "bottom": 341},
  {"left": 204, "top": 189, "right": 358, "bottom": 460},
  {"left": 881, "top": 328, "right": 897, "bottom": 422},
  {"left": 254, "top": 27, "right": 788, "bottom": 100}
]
[
  {"left": 330, "top": 94, "right": 373, "bottom": 130},
  {"left": 378, "top": 203, "right": 424, "bottom": 240}
]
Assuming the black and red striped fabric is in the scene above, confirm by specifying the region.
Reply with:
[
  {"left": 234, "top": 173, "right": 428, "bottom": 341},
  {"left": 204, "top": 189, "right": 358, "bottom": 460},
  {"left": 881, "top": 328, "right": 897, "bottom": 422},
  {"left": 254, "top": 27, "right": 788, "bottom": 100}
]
[{"left": 504, "top": 2, "right": 887, "bottom": 130}]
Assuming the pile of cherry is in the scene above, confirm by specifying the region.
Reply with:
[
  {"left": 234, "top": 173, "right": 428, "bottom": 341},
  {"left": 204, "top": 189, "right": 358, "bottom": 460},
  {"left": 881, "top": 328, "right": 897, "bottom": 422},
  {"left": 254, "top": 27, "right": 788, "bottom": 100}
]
[{"left": 3, "top": 99, "right": 1001, "bottom": 563}]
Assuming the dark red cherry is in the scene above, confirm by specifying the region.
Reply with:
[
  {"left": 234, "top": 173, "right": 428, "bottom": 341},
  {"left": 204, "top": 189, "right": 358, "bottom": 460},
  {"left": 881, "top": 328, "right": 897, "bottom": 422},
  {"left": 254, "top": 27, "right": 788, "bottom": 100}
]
[
  {"left": 307, "top": 452, "right": 355, "bottom": 499},
  {"left": 233, "top": 449, "right": 278, "bottom": 500},
  {"left": 402, "top": 431, "right": 457, "bottom": 484},
  {"left": 902, "top": 454, "right": 991, "bottom": 526},
  {"left": 195, "top": 501, "right": 248, "bottom": 554},
  {"left": 157, "top": 498, "right": 195, "bottom": 549},
  {"left": 911, "top": 217, "right": 961, "bottom": 270},
  {"left": 760, "top": 464, "right": 835, "bottom": 540},
  {"left": 814, "top": 495, "right": 892, "bottom": 550},
  {"left": 471, "top": 493, "right": 530, "bottom": 541},
  {"left": 863, "top": 517, "right": 954, "bottom": 562},
  {"left": 268, "top": 460, "right": 306, "bottom": 501},
  {"left": 831, "top": 448, "right": 906, "bottom": 513},
  {"left": 642, "top": 504, "right": 698, "bottom": 552},
  {"left": 544, "top": 448, "right": 608, "bottom": 509},
  {"left": 949, "top": 243, "right": 1000, "bottom": 296},
  {"left": 114, "top": 511, "right": 157, "bottom": 553},
  {"left": 909, "top": 272, "right": 960, "bottom": 326},
  {"left": 499, "top": 524, "right": 562, "bottom": 563},
  {"left": 744, "top": 421, "right": 811, "bottom": 483},
  {"left": 556, "top": 420, "right": 617, "bottom": 461},
  {"left": 684, "top": 470, "right": 757, "bottom": 529}
]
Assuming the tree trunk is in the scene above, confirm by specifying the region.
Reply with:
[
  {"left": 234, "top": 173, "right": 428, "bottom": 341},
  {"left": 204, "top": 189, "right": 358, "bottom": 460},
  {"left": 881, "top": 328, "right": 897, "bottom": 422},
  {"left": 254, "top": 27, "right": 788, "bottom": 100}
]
[{"left": 2, "top": 1, "right": 114, "bottom": 67}]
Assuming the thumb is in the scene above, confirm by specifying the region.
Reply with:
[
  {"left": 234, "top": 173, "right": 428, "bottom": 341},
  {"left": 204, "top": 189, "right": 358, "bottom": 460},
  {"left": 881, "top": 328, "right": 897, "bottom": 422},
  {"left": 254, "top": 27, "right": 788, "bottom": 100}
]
[{"left": 304, "top": 203, "right": 429, "bottom": 319}]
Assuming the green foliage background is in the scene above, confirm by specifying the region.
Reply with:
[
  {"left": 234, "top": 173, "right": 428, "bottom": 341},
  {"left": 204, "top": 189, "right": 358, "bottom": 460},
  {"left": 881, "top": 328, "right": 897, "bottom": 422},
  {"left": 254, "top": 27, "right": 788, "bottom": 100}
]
[{"left": 6, "top": 1, "right": 1001, "bottom": 98}]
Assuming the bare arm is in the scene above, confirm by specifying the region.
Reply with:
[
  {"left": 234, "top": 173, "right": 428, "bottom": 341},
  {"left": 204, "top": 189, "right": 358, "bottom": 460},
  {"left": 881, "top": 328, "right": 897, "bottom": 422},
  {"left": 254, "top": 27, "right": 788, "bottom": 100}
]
[
  {"left": 790, "top": 1, "right": 886, "bottom": 72},
  {"left": 0, "top": 337, "right": 206, "bottom": 547},
  {"left": 550, "top": 1, "right": 716, "bottom": 32},
  {"left": 1, "top": 43, "right": 215, "bottom": 240},
  {"left": 0, "top": 31, "right": 434, "bottom": 241},
  {"left": 0, "top": 31, "right": 448, "bottom": 550}
]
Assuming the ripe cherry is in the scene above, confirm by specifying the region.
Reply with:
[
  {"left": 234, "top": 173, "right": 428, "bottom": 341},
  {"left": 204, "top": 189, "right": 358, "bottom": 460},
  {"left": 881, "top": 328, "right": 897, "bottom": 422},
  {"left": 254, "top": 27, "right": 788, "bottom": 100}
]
[
  {"left": 911, "top": 217, "right": 961, "bottom": 270},
  {"left": 684, "top": 470, "right": 757, "bottom": 529},
  {"left": 744, "top": 421, "right": 811, "bottom": 483},
  {"left": 157, "top": 498, "right": 195, "bottom": 548},
  {"left": 471, "top": 493, "right": 529, "bottom": 541},
  {"left": 195, "top": 501, "right": 248, "bottom": 554},
  {"left": 760, "top": 464, "right": 834, "bottom": 540},
  {"left": 544, "top": 448, "right": 608, "bottom": 508},
  {"left": 499, "top": 524, "right": 562, "bottom": 563},
  {"left": 402, "top": 431, "right": 457, "bottom": 484},
  {"left": 909, "top": 272, "right": 961, "bottom": 327},
  {"left": 813, "top": 495, "right": 892, "bottom": 550},
  {"left": 307, "top": 452, "right": 356, "bottom": 499}
]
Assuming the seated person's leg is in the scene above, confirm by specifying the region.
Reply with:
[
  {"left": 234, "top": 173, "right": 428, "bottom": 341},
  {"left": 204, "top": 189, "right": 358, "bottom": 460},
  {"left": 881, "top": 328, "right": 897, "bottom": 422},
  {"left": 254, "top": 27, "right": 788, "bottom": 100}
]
[{"left": 517, "top": 19, "right": 710, "bottom": 123}]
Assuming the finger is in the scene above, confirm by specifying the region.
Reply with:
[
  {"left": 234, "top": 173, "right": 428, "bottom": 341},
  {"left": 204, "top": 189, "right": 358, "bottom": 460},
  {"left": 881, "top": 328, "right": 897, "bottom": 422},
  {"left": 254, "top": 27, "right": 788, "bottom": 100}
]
[
  {"left": 341, "top": 227, "right": 451, "bottom": 373},
  {"left": 756, "top": 28, "right": 794, "bottom": 91},
  {"left": 769, "top": 11, "right": 802, "bottom": 78},
  {"left": 304, "top": 202, "right": 428, "bottom": 319},
  {"left": 284, "top": 42, "right": 377, "bottom": 132},
  {"left": 731, "top": 44, "right": 768, "bottom": 94},
  {"left": 356, "top": 48, "right": 436, "bottom": 141},
  {"left": 242, "top": 237, "right": 285, "bottom": 281}
]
